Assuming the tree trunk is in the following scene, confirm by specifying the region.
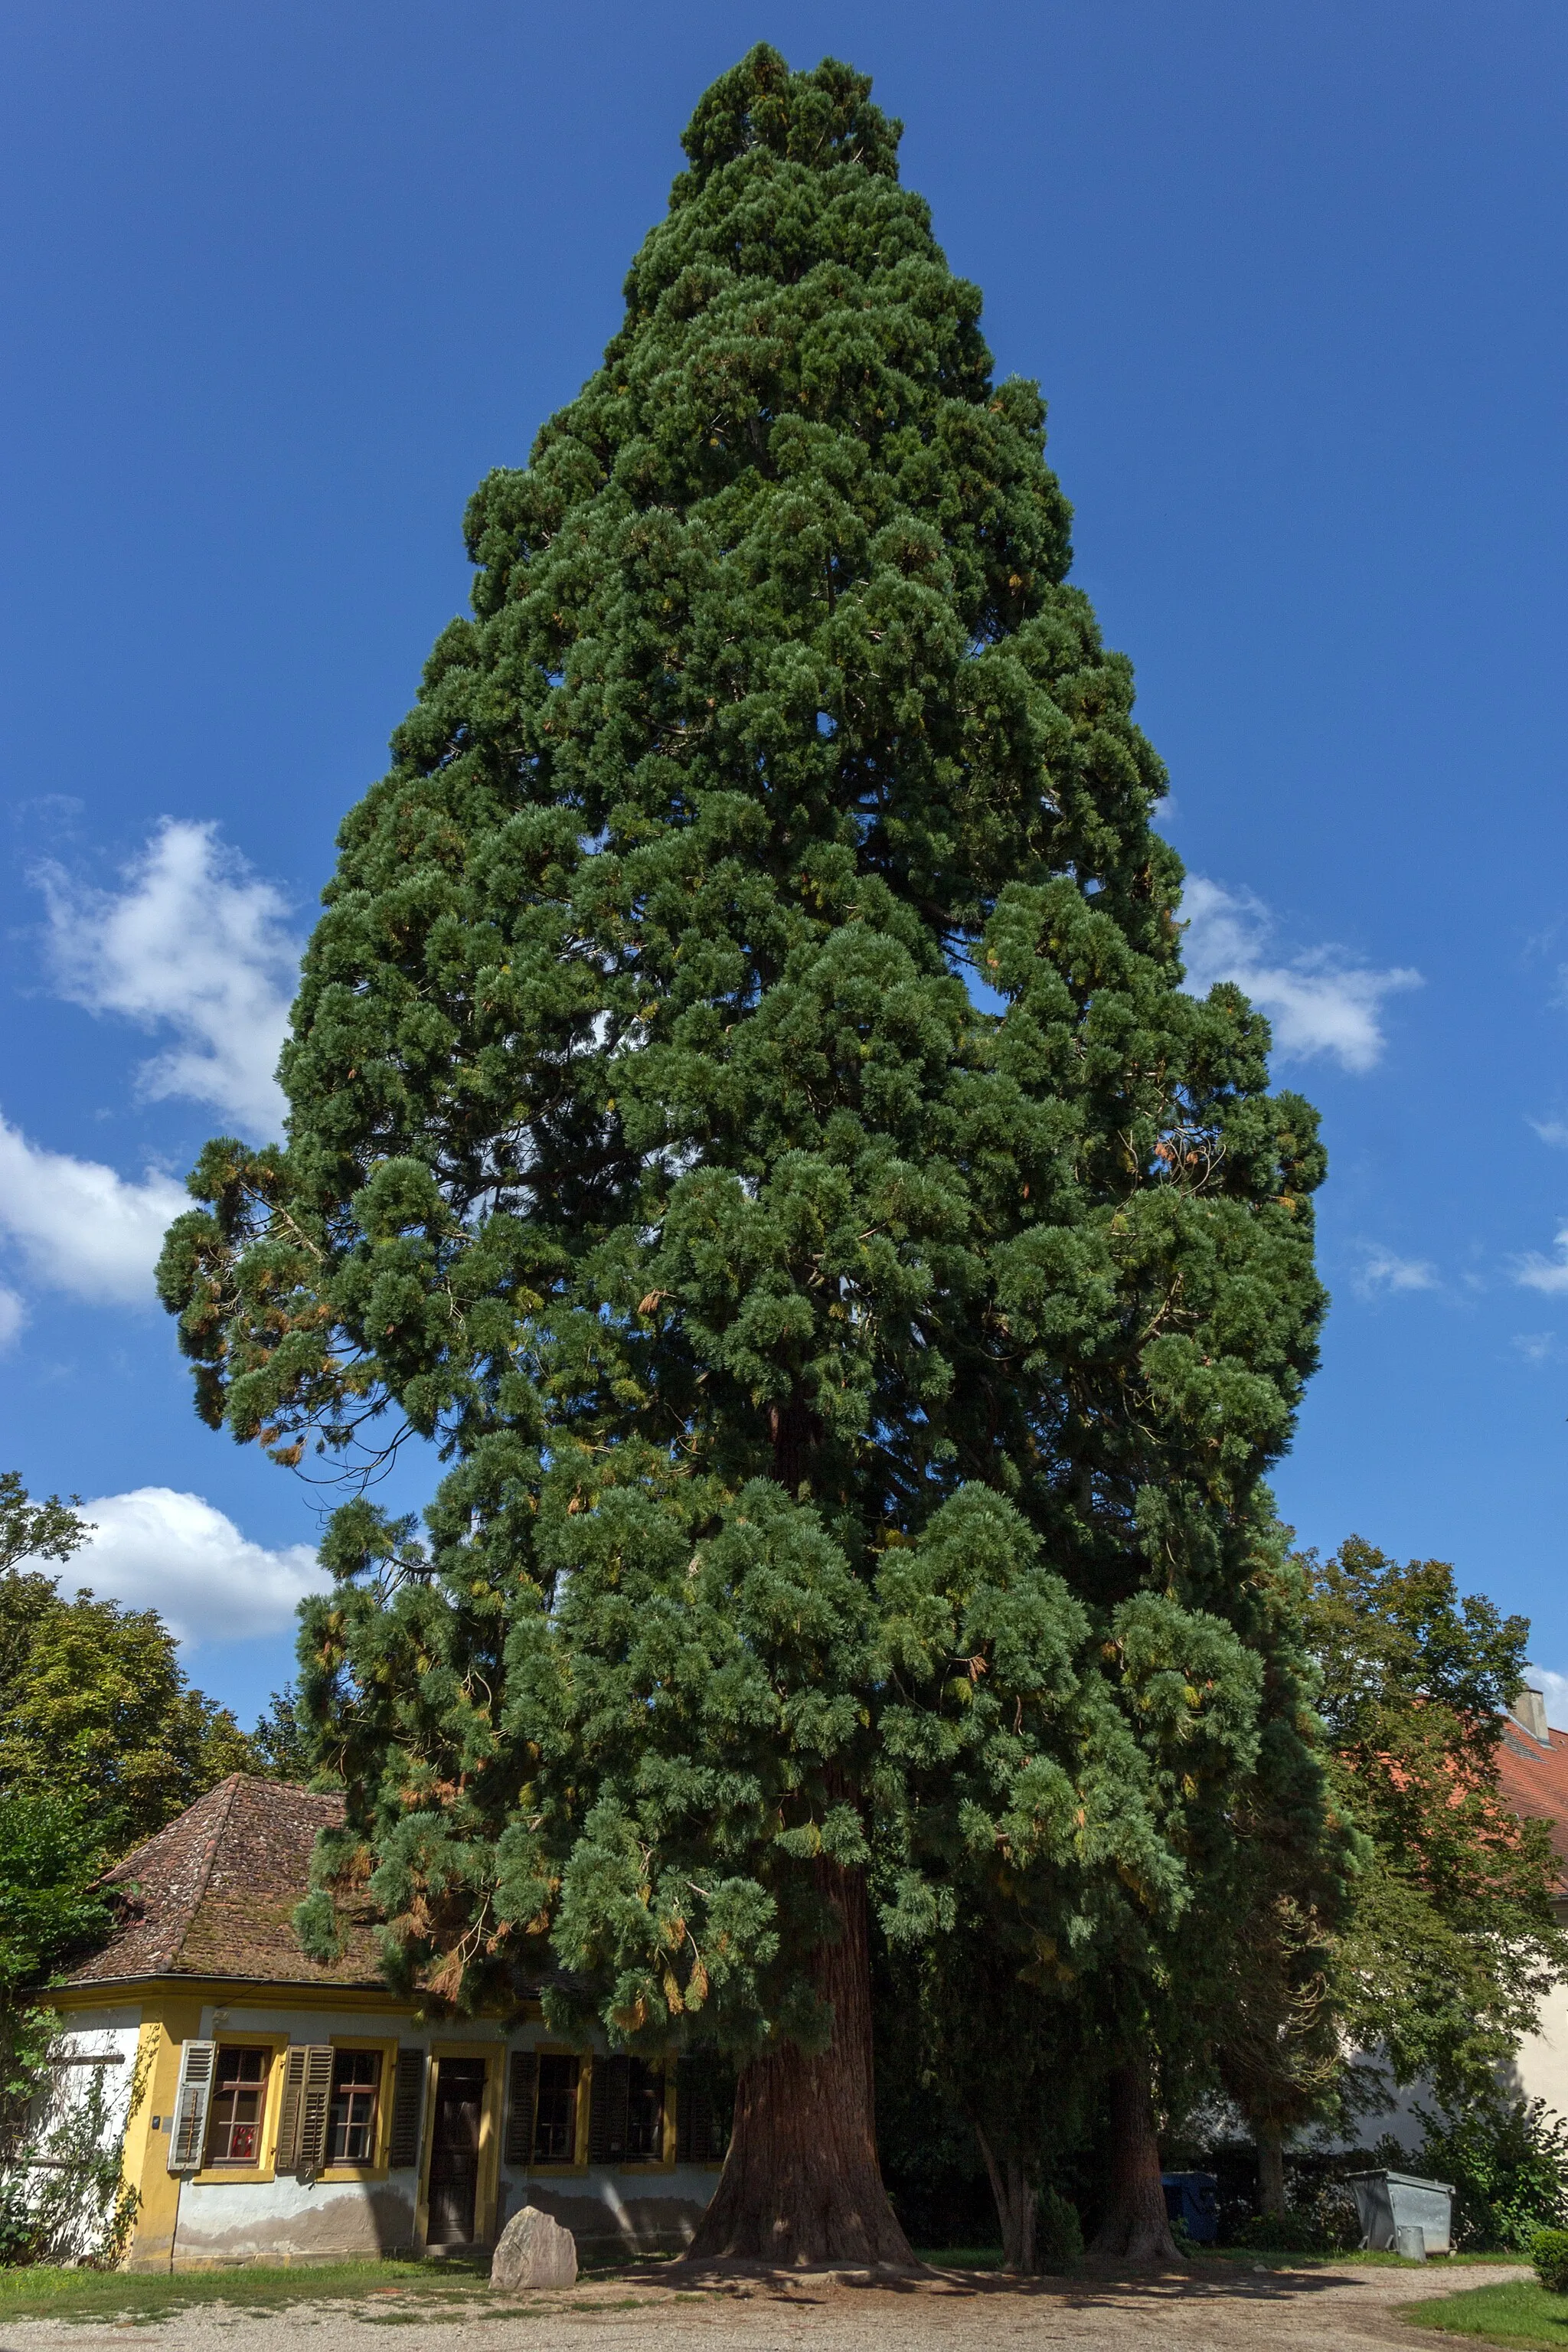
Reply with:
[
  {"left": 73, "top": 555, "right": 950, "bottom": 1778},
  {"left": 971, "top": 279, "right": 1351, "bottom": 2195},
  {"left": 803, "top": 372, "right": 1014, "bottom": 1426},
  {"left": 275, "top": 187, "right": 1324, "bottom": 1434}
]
[
  {"left": 682, "top": 1861, "right": 917, "bottom": 2269},
  {"left": 974, "top": 2124, "right": 1037, "bottom": 2273},
  {"left": 1256, "top": 2118, "right": 1287, "bottom": 2216},
  {"left": 1087, "top": 2056, "right": 1179, "bottom": 2265}
]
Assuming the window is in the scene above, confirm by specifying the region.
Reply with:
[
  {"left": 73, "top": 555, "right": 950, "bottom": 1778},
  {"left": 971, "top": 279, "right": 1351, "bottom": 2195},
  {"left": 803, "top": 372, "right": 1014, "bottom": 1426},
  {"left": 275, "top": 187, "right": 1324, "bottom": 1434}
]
[
  {"left": 204, "top": 2047, "right": 268, "bottom": 2166},
  {"left": 626, "top": 2060, "right": 664, "bottom": 2159},
  {"left": 533, "top": 2053, "right": 579, "bottom": 2162},
  {"left": 328, "top": 2049, "right": 382, "bottom": 2164}
]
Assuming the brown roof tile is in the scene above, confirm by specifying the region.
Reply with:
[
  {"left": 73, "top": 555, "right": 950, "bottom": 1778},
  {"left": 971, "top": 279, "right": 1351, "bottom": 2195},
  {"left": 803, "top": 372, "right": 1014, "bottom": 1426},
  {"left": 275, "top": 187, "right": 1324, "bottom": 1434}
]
[{"left": 67, "top": 1775, "right": 389, "bottom": 1991}]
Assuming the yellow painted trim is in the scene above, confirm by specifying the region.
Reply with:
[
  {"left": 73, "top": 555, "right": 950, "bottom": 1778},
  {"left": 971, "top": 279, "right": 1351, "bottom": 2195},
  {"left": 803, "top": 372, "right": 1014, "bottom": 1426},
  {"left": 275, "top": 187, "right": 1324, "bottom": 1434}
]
[
  {"left": 112, "top": 2011, "right": 154, "bottom": 2217},
  {"left": 53, "top": 1979, "right": 416, "bottom": 2018},
  {"left": 54, "top": 1978, "right": 546, "bottom": 2023},
  {"left": 121, "top": 1997, "right": 205, "bottom": 2273},
  {"left": 416, "top": 2043, "right": 505, "bottom": 2250},
  {"left": 661, "top": 2060, "right": 678, "bottom": 2168}
]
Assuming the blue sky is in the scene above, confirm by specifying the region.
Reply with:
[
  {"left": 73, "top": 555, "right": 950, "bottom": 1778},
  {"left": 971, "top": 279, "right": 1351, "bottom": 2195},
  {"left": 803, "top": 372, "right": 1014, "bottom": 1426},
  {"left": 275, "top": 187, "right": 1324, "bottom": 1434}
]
[{"left": 2, "top": 1, "right": 1566, "bottom": 1730}]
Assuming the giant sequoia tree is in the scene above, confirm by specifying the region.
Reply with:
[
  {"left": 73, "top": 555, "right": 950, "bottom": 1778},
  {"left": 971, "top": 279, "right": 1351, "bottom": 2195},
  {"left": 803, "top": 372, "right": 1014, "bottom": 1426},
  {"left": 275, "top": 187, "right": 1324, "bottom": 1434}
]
[{"left": 160, "top": 47, "right": 1325, "bottom": 2264}]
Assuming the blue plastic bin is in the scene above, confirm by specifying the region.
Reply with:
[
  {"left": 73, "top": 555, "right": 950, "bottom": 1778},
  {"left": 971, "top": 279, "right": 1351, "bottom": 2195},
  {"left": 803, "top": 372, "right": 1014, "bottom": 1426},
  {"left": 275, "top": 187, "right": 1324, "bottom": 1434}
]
[{"left": 1161, "top": 2171, "right": 1220, "bottom": 2244}]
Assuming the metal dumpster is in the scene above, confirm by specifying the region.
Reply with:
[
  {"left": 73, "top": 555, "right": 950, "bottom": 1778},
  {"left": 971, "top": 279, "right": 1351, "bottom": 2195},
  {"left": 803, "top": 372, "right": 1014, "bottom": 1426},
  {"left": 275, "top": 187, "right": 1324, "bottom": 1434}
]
[
  {"left": 1345, "top": 2170, "right": 1455, "bottom": 2255},
  {"left": 1161, "top": 2171, "right": 1220, "bottom": 2244}
]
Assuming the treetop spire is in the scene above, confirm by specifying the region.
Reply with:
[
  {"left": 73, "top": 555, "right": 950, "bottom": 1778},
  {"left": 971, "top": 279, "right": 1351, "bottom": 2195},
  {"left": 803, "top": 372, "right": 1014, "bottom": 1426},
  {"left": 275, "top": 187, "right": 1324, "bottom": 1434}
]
[{"left": 675, "top": 45, "right": 902, "bottom": 193}]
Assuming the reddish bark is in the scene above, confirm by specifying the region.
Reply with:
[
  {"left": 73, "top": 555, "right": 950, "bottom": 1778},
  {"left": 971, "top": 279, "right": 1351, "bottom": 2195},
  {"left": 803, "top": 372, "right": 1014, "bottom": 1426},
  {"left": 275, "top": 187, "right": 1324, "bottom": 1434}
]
[
  {"left": 1087, "top": 2056, "right": 1179, "bottom": 2264},
  {"left": 681, "top": 1863, "right": 918, "bottom": 2268}
]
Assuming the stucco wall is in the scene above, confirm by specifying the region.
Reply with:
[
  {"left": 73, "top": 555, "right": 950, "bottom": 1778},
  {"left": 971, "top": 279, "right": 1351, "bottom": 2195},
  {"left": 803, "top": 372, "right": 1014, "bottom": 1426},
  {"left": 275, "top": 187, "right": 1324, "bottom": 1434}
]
[{"left": 49, "top": 2015, "right": 143, "bottom": 2153}]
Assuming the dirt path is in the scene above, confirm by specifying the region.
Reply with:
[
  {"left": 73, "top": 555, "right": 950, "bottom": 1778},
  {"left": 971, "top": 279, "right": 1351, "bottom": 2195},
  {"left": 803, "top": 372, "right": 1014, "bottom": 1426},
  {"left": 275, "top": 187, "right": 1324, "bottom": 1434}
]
[{"left": 0, "top": 2261, "right": 1524, "bottom": 2352}]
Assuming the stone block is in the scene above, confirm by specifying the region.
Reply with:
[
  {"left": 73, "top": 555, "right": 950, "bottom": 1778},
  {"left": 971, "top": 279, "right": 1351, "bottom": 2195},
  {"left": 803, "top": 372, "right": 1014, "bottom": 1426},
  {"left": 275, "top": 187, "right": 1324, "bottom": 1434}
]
[{"left": 491, "top": 2203, "right": 578, "bottom": 2291}]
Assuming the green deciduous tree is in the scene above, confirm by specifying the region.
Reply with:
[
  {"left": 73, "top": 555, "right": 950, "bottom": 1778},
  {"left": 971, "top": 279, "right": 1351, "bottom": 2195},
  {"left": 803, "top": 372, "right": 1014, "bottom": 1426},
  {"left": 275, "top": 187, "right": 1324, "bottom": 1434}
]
[
  {"left": 0, "top": 1472, "right": 90, "bottom": 1575},
  {"left": 0, "top": 1570, "right": 256, "bottom": 1857},
  {"left": 158, "top": 45, "right": 1326, "bottom": 2262},
  {"left": 1305, "top": 1537, "right": 1567, "bottom": 2114},
  {"left": 251, "top": 1685, "right": 316, "bottom": 1782},
  {"left": 0, "top": 1791, "right": 113, "bottom": 2135}
]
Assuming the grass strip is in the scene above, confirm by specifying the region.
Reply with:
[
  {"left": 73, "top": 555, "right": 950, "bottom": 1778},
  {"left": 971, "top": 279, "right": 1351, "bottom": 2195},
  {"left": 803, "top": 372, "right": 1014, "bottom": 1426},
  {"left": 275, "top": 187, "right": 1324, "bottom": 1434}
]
[
  {"left": 1201, "top": 2249, "right": 1530, "bottom": 2272},
  {"left": 1397, "top": 2279, "right": 1568, "bottom": 2349},
  {"left": 0, "top": 2258, "right": 489, "bottom": 2323}
]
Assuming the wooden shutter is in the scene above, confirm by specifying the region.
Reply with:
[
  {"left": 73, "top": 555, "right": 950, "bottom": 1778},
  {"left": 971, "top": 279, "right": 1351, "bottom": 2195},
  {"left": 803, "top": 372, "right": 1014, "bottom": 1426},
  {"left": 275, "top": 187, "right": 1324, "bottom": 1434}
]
[
  {"left": 168, "top": 2040, "right": 216, "bottom": 2173},
  {"left": 274, "top": 2046, "right": 309, "bottom": 2171},
  {"left": 387, "top": 2048, "right": 426, "bottom": 2169},
  {"left": 675, "top": 2056, "right": 715, "bottom": 2164},
  {"left": 588, "top": 2053, "right": 629, "bottom": 2164},
  {"left": 502, "top": 2048, "right": 537, "bottom": 2166},
  {"left": 294, "top": 2044, "right": 335, "bottom": 2180}
]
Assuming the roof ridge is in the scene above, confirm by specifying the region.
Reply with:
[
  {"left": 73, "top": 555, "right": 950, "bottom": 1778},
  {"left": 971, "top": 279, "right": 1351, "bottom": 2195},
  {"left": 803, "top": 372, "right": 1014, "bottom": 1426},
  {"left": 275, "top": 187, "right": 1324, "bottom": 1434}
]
[
  {"left": 165, "top": 1772, "right": 243, "bottom": 1968},
  {"left": 104, "top": 1770, "right": 245, "bottom": 1889}
]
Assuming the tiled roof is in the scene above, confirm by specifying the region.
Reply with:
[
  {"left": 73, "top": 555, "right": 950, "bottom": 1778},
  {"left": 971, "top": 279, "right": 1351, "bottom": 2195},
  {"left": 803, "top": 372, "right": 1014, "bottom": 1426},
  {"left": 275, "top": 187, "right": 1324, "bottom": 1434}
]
[
  {"left": 1494, "top": 1718, "right": 1568, "bottom": 1882},
  {"left": 67, "top": 1775, "right": 389, "bottom": 1991}
]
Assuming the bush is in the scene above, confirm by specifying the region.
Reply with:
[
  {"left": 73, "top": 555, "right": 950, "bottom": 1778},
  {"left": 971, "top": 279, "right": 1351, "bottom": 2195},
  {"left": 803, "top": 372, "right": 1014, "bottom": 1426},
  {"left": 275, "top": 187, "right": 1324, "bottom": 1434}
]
[
  {"left": 1413, "top": 2098, "right": 1568, "bottom": 2252},
  {"left": 1532, "top": 2226, "right": 1568, "bottom": 2294},
  {"left": 1230, "top": 2184, "right": 1359, "bottom": 2256},
  {"left": 1037, "top": 2188, "right": 1083, "bottom": 2272},
  {"left": 1305, "top": 2181, "right": 1363, "bottom": 2254},
  {"left": 1233, "top": 2210, "right": 1323, "bottom": 2253},
  {"left": 0, "top": 2179, "right": 35, "bottom": 2267}
]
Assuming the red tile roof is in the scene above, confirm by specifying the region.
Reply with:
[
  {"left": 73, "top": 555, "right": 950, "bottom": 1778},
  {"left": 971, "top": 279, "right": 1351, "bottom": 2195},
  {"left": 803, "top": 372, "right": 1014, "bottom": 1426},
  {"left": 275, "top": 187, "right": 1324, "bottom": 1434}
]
[
  {"left": 1494, "top": 1719, "right": 1568, "bottom": 1883},
  {"left": 67, "top": 1775, "right": 389, "bottom": 1991}
]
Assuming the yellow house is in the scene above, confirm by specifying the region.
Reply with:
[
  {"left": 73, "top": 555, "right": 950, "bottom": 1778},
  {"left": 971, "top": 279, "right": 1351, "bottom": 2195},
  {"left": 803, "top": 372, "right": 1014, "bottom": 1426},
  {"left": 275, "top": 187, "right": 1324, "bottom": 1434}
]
[{"left": 54, "top": 1775, "right": 724, "bottom": 2271}]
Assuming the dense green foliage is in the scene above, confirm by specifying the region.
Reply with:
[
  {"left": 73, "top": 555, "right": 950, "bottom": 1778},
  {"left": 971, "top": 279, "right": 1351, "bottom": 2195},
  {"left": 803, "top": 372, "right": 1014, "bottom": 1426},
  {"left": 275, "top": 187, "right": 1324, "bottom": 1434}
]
[
  {"left": 1407, "top": 2100, "right": 1568, "bottom": 2253},
  {"left": 1531, "top": 2227, "right": 1568, "bottom": 2293},
  {"left": 0, "top": 1475, "right": 90, "bottom": 1576},
  {"left": 157, "top": 47, "right": 1327, "bottom": 2233},
  {"left": 0, "top": 1568, "right": 255, "bottom": 1857},
  {"left": 251, "top": 1684, "right": 315, "bottom": 1781},
  {"left": 0, "top": 1478, "right": 284, "bottom": 2265},
  {"left": 0, "top": 1796, "right": 111, "bottom": 2003},
  {"left": 1306, "top": 1539, "right": 1566, "bottom": 2112}
]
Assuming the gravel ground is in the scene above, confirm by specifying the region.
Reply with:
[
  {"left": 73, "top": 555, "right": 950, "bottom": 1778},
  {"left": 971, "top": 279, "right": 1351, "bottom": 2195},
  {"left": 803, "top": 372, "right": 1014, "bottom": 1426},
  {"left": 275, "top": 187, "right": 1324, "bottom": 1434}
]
[{"left": 0, "top": 2262, "right": 1524, "bottom": 2352}]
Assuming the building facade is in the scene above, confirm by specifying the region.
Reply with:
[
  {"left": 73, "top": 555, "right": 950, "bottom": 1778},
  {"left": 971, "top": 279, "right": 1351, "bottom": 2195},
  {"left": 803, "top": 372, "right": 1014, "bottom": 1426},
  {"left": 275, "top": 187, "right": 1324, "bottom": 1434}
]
[{"left": 54, "top": 1776, "right": 723, "bottom": 2271}]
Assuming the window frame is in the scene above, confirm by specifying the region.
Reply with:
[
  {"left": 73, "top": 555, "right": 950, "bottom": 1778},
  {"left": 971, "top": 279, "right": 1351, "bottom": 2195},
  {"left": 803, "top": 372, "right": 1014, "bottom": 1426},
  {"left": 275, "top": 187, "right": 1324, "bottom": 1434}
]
[
  {"left": 191, "top": 2034, "right": 288, "bottom": 2186},
  {"left": 531, "top": 2050, "right": 581, "bottom": 2167},
  {"left": 202, "top": 2046, "right": 270, "bottom": 2169},
  {"left": 315, "top": 2037, "right": 398, "bottom": 2182},
  {"left": 518, "top": 2043, "right": 590, "bottom": 2175},
  {"left": 326, "top": 2047, "right": 383, "bottom": 2168}
]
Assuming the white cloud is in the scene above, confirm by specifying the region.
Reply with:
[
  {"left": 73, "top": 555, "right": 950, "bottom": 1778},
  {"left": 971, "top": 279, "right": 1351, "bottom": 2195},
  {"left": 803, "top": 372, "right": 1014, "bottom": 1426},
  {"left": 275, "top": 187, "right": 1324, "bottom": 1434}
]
[
  {"left": 1353, "top": 1246, "right": 1439, "bottom": 1299},
  {"left": 0, "top": 1287, "right": 24, "bottom": 1349},
  {"left": 1531, "top": 1119, "right": 1568, "bottom": 1149},
  {"left": 1181, "top": 877, "right": 1421, "bottom": 1073},
  {"left": 38, "top": 820, "right": 299, "bottom": 1139},
  {"left": 1514, "top": 1229, "right": 1568, "bottom": 1296},
  {"left": 51, "top": 1487, "right": 328, "bottom": 1645},
  {"left": 1514, "top": 1332, "right": 1557, "bottom": 1363},
  {"left": 0, "top": 1114, "right": 188, "bottom": 1305},
  {"left": 1525, "top": 1668, "right": 1568, "bottom": 1734}
]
